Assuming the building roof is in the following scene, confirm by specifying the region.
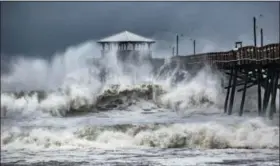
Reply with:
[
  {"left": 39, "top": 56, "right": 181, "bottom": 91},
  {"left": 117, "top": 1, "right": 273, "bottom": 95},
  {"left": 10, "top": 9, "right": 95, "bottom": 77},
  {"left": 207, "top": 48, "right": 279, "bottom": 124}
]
[{"left": 97, "top": 31, "right": 155, "bottom": 43}]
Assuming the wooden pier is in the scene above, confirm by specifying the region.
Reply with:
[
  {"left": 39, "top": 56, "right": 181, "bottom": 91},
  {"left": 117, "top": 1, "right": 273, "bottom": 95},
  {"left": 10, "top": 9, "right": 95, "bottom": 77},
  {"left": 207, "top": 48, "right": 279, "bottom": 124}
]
[{"left": 172, "top": 43, "right": 280, "bottom": 118}]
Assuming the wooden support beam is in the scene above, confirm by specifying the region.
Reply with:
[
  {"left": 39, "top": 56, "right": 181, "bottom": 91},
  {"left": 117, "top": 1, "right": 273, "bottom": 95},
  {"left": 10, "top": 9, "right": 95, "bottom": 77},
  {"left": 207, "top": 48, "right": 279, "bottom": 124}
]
[
  {"left": 228, "top": 67, "right": 238, "bottom": 115},
  {"left": 236, "top": 74, "right": 267, "bottom": 92},
  {"left": 225, "top": 81, "right": 248, "bottom": 89},
  {"left": 262, "top": 68, "right": 271, "bottom": 115},
  {"left": 240, "top": 69, "right": 249, "bottom": 116},
  {"left": 225, "top": 71, "right": 256, "bottom": 82},
  {"left": 273, "top": 73, "right": 279, "bottom": 113},
  {"left": 224, "top": 68, "right": 233, "bottom": 113},
  {"left": 257, "top": 68, "right": 262, "bottom": 115},
  {"left": 264, "top": 70, "right": 274, "bottom": 115},
  {"left": 237, "top": 82, "right": 257, "bottom": 92},
  {"left": 269, "top": 71, "right": 279, "bottom": 119}
]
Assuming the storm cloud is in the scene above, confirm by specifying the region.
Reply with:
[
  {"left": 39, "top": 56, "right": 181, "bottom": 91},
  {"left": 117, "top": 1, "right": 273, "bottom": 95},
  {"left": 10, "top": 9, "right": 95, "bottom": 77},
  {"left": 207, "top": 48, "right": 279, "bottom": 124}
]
[{"left": 1, "top": 2, "right": 279, "bottom": 57}]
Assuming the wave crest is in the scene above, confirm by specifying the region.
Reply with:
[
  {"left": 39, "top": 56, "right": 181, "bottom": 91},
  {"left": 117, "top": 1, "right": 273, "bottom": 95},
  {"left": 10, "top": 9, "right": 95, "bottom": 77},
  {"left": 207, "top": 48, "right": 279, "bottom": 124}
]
[
  {"left": 1, "top": 83, "right": 167, "bottom": 117},
  {"left": 74, "top": 118, "right": 280, "bottom": 149},
  {"left": 2, "top": 118, "right": 278, "bottom": 149}
]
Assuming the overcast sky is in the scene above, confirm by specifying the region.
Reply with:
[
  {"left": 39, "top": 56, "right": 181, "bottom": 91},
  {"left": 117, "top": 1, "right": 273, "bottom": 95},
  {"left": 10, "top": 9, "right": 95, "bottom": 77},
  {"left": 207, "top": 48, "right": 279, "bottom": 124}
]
[{"left": 1, "top": 2, "right": 279, "bottom": 57}]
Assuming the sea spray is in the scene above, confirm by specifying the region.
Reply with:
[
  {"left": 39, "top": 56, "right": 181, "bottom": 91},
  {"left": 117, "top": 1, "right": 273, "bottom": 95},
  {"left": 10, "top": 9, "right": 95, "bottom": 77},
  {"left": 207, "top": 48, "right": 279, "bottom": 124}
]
[
  {"left": 1, "top": 41, "right": 99, "bottom": 92},
  {"left": 159, "top": 67, "right": 225, "bottom": 113},
  {"left": 1, "top": 40, "right": 270, "bottom": 117}
]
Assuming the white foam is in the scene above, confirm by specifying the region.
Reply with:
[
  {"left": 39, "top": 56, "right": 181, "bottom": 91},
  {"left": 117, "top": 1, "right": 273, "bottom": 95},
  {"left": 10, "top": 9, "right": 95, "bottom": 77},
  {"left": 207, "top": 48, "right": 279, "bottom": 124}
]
[{"left": 1, "top": 117, "right": 278, "bottom": 150}]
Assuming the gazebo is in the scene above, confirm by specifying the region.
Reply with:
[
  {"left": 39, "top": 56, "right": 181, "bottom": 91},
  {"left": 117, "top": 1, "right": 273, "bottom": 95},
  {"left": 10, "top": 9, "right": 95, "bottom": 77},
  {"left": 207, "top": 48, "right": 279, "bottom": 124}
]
[{"left": 97, "top": 30, "right": 155, "bottom": 63}]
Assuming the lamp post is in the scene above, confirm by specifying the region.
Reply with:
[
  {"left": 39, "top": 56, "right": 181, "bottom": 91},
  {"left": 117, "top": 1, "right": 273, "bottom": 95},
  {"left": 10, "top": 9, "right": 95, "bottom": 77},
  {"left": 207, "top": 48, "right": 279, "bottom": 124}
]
[
  {"left": 190, "top": 38, "right": 196, "bottom": 55},
  {"left": 259, "top": 14, "right": 264, "bottom": 47},
  {"left": 253, "top": 17, "right": 257, "bottom": 47},
  {"left": 176, "top": 33, "right": 183, "bottom": 56},
  {"left": 254, "top": 14, "right": 264, "bottom": 47},
  {"left": 260, "top": 28, "right": 263, "bottom": 47}
]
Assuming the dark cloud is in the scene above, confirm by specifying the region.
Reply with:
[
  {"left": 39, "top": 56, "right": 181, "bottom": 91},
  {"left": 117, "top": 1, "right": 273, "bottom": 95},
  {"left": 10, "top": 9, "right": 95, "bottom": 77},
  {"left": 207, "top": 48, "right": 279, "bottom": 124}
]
[{"left": 1, "top": 2, "right": 279, "bottom": 56}]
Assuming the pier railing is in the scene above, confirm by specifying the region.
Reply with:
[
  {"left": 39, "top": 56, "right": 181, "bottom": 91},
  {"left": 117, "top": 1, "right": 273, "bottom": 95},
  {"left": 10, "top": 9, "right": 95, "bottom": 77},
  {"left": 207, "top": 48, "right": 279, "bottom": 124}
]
[{"left": 175, "top": 43, "right": 280, "bottom": 68}]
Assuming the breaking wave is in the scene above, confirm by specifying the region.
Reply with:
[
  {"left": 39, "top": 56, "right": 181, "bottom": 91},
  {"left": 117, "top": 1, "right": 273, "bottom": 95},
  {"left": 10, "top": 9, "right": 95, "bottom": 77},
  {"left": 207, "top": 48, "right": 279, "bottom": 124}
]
[
  {"left": 1, "top": 78, "right": 220, "bottom": 117},
  {"left": 1, "top": 118, "right": 278, "bottom": 150},
  {"left": 1, "top": 40, "right": 225, "bottom": 118}
]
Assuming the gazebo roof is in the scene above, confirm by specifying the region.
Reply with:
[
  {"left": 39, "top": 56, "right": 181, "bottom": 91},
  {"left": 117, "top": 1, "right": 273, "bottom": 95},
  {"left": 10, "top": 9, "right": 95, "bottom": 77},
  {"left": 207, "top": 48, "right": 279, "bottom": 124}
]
[{"left": 97, "top": 31, "right": 155, "bottom": 43}]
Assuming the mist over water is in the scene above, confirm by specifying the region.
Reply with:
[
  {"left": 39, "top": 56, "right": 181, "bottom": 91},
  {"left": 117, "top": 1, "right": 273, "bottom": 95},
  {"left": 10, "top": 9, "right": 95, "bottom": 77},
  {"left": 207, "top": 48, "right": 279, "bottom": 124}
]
[
  {"left": 1, "top": 41, "right": 279, "bottom": 165},
  {"left": 1, "top": 42, "right": 100, "bottom": 91}
]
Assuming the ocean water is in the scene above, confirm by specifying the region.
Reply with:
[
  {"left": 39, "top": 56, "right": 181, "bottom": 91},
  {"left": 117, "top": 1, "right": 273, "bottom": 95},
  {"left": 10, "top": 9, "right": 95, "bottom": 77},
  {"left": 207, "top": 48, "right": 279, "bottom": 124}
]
[{"left": 1, "top": 41, "right": 279, "bottom": 166}]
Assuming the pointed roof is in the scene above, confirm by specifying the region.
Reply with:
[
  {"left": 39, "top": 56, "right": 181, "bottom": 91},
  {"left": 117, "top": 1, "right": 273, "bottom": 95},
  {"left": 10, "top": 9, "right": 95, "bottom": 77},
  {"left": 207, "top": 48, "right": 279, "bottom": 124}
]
[{"left": 97, "top": 31, "right": 155, "bottom": 43}]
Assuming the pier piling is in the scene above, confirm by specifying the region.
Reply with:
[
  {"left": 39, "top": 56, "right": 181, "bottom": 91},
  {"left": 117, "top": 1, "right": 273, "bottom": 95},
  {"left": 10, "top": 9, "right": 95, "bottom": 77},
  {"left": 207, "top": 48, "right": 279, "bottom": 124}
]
[
  {"left": 240, "top": 68, "right": 249, "bottom": 116},
  {"left": 224, "top": 68, "right": 233, "bottom": 113},
  {"left": 228, "top": 66, "right": 238, "bottom": 115}
]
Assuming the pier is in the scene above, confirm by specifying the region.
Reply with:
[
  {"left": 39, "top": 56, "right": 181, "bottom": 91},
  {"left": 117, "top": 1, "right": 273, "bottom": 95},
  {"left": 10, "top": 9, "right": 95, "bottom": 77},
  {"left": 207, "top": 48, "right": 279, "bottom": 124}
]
[
  {"left": 96, "top": 30, "right": 279, "bottom": 118},
  {"left": 172, "top": 43, "right": 280, "bottom": 118}
]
